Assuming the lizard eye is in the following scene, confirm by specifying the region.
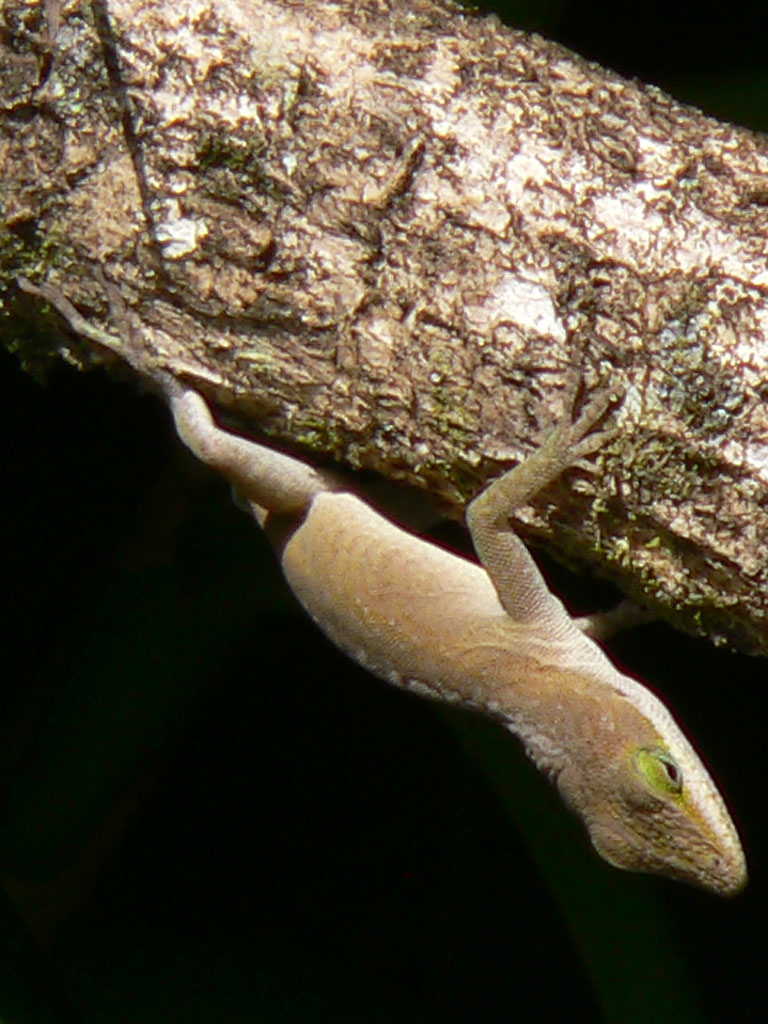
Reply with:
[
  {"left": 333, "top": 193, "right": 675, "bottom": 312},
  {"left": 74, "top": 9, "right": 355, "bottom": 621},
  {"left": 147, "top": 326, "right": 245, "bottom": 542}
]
[{"left": 634, "top": 746, "right": 684, "bottom": 796}]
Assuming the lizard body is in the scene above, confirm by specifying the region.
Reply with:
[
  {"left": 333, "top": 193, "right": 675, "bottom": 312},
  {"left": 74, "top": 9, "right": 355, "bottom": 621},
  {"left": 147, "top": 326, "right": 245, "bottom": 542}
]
[
  {"left": 171, "top": 387, "right": 747, "bottom": 895},
  {"left": 14, "top": 276, "right": 748, "bottom": 895}
]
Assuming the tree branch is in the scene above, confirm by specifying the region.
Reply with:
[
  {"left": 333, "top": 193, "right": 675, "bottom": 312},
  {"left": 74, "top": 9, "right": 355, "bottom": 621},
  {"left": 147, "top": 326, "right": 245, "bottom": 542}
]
[{"left": 3, "top": 0, "right": 768, "bottom": 653}]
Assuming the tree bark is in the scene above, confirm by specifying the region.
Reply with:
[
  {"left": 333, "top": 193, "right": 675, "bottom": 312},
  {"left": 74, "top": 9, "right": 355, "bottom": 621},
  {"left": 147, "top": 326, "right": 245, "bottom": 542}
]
[{"left": 3, "top": 0, "right": 768, "bottom": 653}]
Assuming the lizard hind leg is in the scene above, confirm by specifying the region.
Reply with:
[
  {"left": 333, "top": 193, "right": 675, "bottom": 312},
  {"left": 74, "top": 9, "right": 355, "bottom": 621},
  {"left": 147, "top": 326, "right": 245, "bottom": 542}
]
[{"left": 169, "top": 390, "right": 332, "bottom": 518}]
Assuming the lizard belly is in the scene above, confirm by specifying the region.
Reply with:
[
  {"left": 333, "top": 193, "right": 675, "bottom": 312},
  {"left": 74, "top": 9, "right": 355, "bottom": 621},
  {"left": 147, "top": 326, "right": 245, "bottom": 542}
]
[{"left": 279, "top": 491, "right": 516, "bottom": 701}]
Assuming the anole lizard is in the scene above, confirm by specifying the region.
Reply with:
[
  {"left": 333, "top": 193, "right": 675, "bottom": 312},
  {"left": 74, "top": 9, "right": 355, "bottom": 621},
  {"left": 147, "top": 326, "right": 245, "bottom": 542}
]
[{"left": 18, "top": 277, "right": 748, "bottom": 895}]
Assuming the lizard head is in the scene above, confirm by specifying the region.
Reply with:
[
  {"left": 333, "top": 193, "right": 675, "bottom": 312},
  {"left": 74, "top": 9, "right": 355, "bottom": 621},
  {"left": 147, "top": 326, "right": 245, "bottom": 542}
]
[{"left": 549, "top": 675, "right": 747, "bottom": 896}]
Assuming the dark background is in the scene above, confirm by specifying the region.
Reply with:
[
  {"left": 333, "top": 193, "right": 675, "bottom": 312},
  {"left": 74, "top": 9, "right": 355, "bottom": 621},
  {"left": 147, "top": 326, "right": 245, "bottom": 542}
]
[{"left": 3, "top": 2, "right": 768, "bottom": 1021}]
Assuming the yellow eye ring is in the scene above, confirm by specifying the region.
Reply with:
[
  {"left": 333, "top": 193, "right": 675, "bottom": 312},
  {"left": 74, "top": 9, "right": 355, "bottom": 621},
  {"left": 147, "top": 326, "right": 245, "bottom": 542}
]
[{"left": 634, "top": 746, "right": 684, "bottom": 796}]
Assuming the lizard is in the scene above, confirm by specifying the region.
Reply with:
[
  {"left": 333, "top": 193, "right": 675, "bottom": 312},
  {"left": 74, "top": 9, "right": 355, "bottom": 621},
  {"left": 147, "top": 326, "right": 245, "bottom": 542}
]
[{"left": 17, "top": 276, "right": 748, "bottom": 896}]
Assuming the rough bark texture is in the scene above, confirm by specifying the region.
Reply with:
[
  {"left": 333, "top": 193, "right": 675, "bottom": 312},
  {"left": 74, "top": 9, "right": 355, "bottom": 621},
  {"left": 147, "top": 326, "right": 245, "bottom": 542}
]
[{"left": 3, "top": 0, "right": 768, "bottom": 653}]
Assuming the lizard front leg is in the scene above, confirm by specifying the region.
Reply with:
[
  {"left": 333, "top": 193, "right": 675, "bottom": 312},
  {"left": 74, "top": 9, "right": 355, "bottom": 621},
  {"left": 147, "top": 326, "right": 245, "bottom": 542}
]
[{"left": 466, "top": 388, "right": 621, "bottom": 630}]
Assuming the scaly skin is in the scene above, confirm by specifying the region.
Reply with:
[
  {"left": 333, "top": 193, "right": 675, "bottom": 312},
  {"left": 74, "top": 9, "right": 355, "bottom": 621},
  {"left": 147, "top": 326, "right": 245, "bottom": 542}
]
[{"left": 17, "top": 277, "right": 746, "bottom": 894}]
